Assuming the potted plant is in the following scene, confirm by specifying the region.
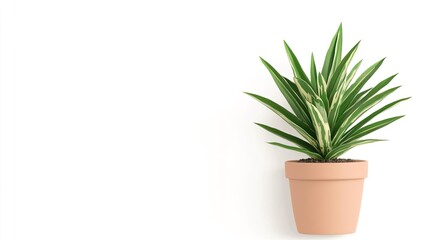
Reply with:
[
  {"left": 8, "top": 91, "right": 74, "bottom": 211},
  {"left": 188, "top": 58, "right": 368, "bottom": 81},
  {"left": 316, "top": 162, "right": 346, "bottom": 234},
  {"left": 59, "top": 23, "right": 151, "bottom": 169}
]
[{"left": 245, "top": 24, "right": 409, "bottom": 235}]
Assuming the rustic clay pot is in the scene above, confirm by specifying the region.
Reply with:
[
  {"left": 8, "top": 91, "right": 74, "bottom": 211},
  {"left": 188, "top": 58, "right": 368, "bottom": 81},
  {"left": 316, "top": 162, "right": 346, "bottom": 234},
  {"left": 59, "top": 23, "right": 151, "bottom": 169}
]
[{"left": 285, "top": 160, "right": 368, "bottom": 235}]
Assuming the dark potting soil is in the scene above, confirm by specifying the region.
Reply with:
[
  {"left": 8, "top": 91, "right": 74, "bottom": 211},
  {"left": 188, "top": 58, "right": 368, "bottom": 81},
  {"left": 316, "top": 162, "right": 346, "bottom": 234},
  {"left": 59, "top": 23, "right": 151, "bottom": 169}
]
[{"left": 298, "top": 158, "right": 355, "bottom": 163}]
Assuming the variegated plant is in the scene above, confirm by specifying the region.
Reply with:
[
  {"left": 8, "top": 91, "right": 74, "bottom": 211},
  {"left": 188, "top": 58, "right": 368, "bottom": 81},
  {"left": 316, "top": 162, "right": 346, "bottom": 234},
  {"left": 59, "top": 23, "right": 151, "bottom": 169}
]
[{"left": 246, "top": 24, "right": 409, "bottom": 161}]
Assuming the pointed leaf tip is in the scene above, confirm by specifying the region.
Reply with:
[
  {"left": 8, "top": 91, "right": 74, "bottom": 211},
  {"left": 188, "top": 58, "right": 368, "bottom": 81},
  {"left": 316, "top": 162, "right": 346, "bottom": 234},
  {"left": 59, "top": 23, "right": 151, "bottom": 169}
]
[
  {"left": 254, "top": 122, "right": 263, "bottom": 127},
  {"left": 283, "top": 41, "right": 290, "bottom": 50}
]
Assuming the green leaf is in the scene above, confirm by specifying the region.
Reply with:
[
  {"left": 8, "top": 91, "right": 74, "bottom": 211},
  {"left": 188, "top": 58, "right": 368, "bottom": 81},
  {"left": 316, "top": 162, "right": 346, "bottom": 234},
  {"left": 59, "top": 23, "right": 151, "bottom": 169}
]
[
  {"left": 343, "top": 116, "right": 404, "bottom": 143},
  {"left": 259, "top": 57, "right": 312, "bottom": 125},
  {"left": 284, "top": 41, "right": 311, "bottom": 84},
  {"left": 333, "top": 88, "right": 372, "bottom": 134},
  {"left": 332, "top": 23, "right": 343, "bottom": 70},
  {"left": 268, "top": 142, "right": 323, "bottom": 159},
  {"left": 282, "top": 77, "right": 307, "bottom": 105},
  {"left": 351, "top": 88, "right": 372, "bottom": 105},
  {"left": 338, "top": 88, "right": 371, "bottom": 117},
  {"left": 322, "top": 24, "right": 342, "bottom": 80},
  {"left": 255, "top": 123, "right": 318, "bottom": 153},
  {"left": 343, "top": 60, "right": 363, "bottom": 91},
  {"left": 310, "top": 53, "right": 318, "bottom": 90},
  {"left": 341, "top": 97, "right": 410, "bottom": 141},
  {"left": 332, "top": 86, "right": 401, "bottom": 145},
  {"left": 325, "top": 139, "right": 384, "bottom": 160},
  {"left": 348, "top": 73, "right": 398, "bottom": 111},
  {"left": 325, "top": 44, "right": 359, "bottom": 129},
  {"left": 245, "top": 92, "right": 318, "bottom": 147},
  {"left": 342, "top": 58, "right": 385, "bottom": 108},
  {"left": 327, "top": 41, "right": 360, "bottom": 99}
]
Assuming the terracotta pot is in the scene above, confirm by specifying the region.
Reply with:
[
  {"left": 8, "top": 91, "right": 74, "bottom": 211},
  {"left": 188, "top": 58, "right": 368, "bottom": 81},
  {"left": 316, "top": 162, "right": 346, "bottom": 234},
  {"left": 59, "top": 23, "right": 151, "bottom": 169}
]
[{"left": 285, "top": 160, "right": 368, "bottom": 235}]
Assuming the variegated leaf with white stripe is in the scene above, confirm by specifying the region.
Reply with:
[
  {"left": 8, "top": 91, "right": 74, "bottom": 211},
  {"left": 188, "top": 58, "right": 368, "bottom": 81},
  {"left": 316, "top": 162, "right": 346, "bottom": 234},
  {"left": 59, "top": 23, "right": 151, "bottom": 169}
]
[
  {"left": 307, "top": 100, "right": 331, "bottom": 155},
  {"left": 317, "top": 73, "right": 329, "bottom": 113},
  {"left": 294, "top": 77, "right": 318, "bottom": 104}
]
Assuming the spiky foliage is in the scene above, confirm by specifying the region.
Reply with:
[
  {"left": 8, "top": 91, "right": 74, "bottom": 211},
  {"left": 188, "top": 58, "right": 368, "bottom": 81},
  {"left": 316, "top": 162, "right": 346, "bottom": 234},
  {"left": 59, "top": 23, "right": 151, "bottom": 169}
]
[{"left": 246, "top": 24, "right": 409, "bottom": 160}]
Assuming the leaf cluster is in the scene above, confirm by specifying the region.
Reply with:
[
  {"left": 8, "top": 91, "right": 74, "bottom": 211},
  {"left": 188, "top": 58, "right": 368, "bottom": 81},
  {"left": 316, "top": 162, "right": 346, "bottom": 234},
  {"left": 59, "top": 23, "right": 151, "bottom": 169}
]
[{"left": 246, "top": 24, "right": 409, "bottom": 160}]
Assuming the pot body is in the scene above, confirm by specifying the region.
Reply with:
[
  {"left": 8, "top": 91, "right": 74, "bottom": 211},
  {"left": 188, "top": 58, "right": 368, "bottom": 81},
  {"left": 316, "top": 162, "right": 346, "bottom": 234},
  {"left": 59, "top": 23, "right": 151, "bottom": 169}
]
[{"left": 285, "top": 160, "right": 368, "bottom": 235}]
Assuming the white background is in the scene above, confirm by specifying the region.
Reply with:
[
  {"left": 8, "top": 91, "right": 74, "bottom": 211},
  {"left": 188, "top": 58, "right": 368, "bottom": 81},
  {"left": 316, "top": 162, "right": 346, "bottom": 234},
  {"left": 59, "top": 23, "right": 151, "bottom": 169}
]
[{"left": 1, "top": 0, "right": 428, "bottom": 239}]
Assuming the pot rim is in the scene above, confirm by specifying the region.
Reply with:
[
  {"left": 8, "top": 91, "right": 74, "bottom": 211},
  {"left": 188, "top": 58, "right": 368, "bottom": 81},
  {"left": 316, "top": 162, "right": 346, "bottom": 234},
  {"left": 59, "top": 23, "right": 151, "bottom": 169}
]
[
  {"left": 286, "top": 159, "right": 367, "bottom": 163},
  {"left": 285, "top": 160, "right": 368, "bottom": 180}
]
